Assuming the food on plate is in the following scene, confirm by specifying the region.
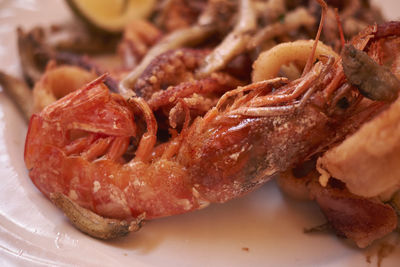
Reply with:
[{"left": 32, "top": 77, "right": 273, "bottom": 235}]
[
  {"left": 0, "top": 72, "right": 33, "bottom": 121},
  {"left": 317, "top": 82, "right": 400, "bottom": 199},
  {"left": 1, "top": 0, "right": 399, "bottom": 248},
  {"left": 16, "top": 26, "right": 120, "bottom": 87},
  {"left": 252, "top": 39, "right": 338, "bottom": 81},
  {"left": 32, "top": 63, "right": 97, "bottom": 113},
  {"left": 279, "top": 167, "right": 398, "bottom": 248},
  {"left": 308, "top": 177, "right": 398, "bottom": 248}
]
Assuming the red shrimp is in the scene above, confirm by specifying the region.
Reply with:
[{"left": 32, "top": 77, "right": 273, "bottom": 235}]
[{"left": 24, "top": 20, "right": 400, "bottom": 237}]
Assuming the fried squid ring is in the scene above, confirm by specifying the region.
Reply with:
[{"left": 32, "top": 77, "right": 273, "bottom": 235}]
[{"left": 252, "top": 39, "right": 339, "bottom": 82}]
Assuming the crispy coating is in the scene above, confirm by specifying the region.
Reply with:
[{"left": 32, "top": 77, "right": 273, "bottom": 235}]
[
  {"left": 32, "top": 63, "right": 97, "bottom": 113},
  {"left": 134, "top": 48, "right": 210, "bottom": 100},
  {"left": 318, "top": 94, "right": 400, "bottom": 198}
]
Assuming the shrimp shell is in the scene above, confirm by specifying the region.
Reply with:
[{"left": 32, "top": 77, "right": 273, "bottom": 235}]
[{"left": 24, "top": 21, "right": 400, "bottom": 238}]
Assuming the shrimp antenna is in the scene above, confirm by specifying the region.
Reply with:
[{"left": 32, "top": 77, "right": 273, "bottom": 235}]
[
  {"left": 128, "top": 97, "right": 157, "bottom": 163},
  {"left": 82, "top": 73, "right": 109, "bottom": 91},
  {"left": 302, "top": 0, "right": 328, "bottom": 76},
  {"left": 334, "top": 8, "right": 345, "bottom": 50}
]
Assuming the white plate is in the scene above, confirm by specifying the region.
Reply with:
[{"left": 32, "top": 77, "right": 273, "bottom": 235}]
[{"left": 0, "top": 1, "right": 399, "bottom": 266}]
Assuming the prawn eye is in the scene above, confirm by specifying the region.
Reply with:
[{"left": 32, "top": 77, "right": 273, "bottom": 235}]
[{"left": 336, "top": 97, "right": 349, "bottom": 110}]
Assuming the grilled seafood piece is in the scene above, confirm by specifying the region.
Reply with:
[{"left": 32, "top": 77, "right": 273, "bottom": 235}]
[
  {"left": 118, "top": 19, "right": 163, "bottom": 70},
  {"left": 32, "top": 62, "right": 97, "bottom": 113},
  {"left": 133, "top": 48, "right": 243, "bottom": 117},
  {"left": 317, "top": 80, "right": 400, "bottom": 198},
  {"left": 0, "top": 72, "right": 33, "bottom": 121},
  {"left": 17, "top": 27, "right": 120, "bottom": 91},
  {"left": 134, "top": 48, "right": 211, "bottom": 100},
  {"left": 317, "top": 22, "right": 400, "bottom": 198},
  {"left": 155, "top": 0, "right": 208, "bottom": 32},
  {"left": 23, "top": 21, "right": 400, "bottom": 240},
  {"left": 118, "top": 0, "right": 236, "bottom": 96},
  {"left": 279, "top": 166, "right": 398, "bottom": 248},
  {"left": 308, "top": 179, "right": 397, "bottom": 248},
  {"left": 20, "top": 69, "right": 367, "bottom": 235},
  {"left": 277, "top": 21, "right": 400, "bottom": 248},
  {"left": 196, "top": 0, "right": 256, "bottom": 77}
]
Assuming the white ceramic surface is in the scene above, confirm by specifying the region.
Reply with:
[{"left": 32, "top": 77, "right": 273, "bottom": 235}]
[{"left": 0, "top": 1, "right": 399, "bottom": 266}]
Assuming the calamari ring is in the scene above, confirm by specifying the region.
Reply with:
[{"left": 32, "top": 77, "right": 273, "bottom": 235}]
[
  {"left": 252, "top": 40, "right": 339, "bottom": 82},
  {"left": 32, "top": 63, "right": 96, "bottom": 113}
]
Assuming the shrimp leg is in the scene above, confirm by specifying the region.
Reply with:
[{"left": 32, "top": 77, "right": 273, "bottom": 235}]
[{"left": 230, "top": 58, "right": 334, "bottom": 117}]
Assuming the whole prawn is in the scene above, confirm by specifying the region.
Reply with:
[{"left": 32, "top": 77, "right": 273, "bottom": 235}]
[{"left": 24, "top": 13, "right": 400, "bottom": 238}]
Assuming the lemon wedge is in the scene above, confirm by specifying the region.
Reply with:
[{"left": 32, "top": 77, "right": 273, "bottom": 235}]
[{"left": 66, "top": 0, "right": 156, "bottom": 33}]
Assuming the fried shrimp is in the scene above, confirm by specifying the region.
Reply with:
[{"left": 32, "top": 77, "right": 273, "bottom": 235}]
[
  {"left": 14, "top": 0, "right": 400, "bottom": 245},
  {"left": 24, "top": 18, "right": 400, "bottom": 240}
]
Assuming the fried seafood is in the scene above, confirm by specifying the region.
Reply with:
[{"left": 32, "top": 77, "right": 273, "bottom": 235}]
[
  {"left": 196, "top": 0, "right": 256, "bottom": 76},
  {"left": 134, "top": 48, "right": 210, "bottom": 100},
  {"left": 17, "top": 27, "right": 120, "bottom": 91},
  {"left": 252, "top": 39, "right": 338, "bottom": 82},
  {"left": 279, "top": 166, "right": 398, "bottom": 248},
  {"left": 308, "top": 178, "right": 398, "bottom": 248},
  {"left": 275, "top": 20, "right": 400, "bottom": 247},
  {"left": 316, "top": 23, "right": 400, "bottom": 198},
  {"left": 167, "top": 93, "right": 217, "bottom": 128},
  {"left": 0, "top": 72, "right": 33, "bottom": 121},
  {"left": 3, "top": 0, "right": 394, "bottom": 246},
  {"left": 118, "top": 19, "right": 162, "bottom": 70},
  {"left": 247, "top": 7, "right": 316, "bottom": 51},
  {"left": 317, "top": 85, "right": 400, "bottom": 199},
  {"left": 118, "top": 24, "right": 216, "bottom": 97},
  {"left": 24, "top": 16, "right": 400, "bottom": 241},
  {"left": 155, "top": 0, "right": 208, "bottom": 32},
  {"left": 118, "top": 0, "right": 238, "bottom": 96},
  {"left": 32, "top": 63, "right": 97, "bottom": 113},
  {"left": 278, "top": 162, "right": 316, "bottom": 201},
  {"left": 147, "top": 72, "right": 242, "bottom": 111},
  {"left": 253, "top": 0, "right": 285, "bottom": 23},
  {"left": 132, "top": 47, "right": 243, "bottom": 121}
]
